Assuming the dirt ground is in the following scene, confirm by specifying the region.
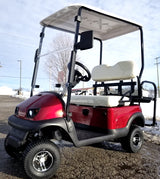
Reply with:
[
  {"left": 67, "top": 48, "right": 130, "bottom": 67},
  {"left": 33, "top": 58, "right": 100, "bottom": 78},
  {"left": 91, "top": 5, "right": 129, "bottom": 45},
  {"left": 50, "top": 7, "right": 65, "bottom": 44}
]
[{"left": 0, "top": 95, "right": 160, "bottom": 179}]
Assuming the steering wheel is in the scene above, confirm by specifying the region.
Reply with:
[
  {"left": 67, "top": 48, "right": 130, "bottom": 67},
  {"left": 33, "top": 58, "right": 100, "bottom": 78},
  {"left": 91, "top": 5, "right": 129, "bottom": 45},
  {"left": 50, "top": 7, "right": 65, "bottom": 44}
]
[{"left": 74, "top": 61, "right": 91, "bottom": 82}]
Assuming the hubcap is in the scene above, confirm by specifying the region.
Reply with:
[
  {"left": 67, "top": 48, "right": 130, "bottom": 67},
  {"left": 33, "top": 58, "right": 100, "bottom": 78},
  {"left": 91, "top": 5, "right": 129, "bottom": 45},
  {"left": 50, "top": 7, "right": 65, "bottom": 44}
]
[
  {"left": 132, "top": 134, "right": 142, "bottom": 147},
  {"left": 33, "top": 151, "right": 54, "bottom": 172}
]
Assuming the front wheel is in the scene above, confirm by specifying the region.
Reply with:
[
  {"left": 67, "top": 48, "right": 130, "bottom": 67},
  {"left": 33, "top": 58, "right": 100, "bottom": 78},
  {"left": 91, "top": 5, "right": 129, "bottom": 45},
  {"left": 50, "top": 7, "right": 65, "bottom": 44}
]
[
  {"left": 23, "top": 139, "right": 60, "bottom": 179},
  {"left": 120, "top": 126, "right": 143, "bottom": 153}
]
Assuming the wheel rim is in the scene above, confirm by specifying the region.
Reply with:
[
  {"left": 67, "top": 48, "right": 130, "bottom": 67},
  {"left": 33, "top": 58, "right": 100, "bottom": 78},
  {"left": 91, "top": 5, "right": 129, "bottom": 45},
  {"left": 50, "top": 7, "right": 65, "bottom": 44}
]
[
  {"left": 132, "top": 133, "right": 142, "bottom": 148},
  {"left": 32, "top": 150, "right": 54, "bottom": 172}
]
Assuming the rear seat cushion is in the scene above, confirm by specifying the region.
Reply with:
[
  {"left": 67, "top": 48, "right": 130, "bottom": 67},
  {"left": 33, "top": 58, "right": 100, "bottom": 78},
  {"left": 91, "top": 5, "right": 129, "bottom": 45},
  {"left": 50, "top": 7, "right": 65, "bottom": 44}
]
[{"left": 70, "top": 95, "right": 129, "bottom": 107}]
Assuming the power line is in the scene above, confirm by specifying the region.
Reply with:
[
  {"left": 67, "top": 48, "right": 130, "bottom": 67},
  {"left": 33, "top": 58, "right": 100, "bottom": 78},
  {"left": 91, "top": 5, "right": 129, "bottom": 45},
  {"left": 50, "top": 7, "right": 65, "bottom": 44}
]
[
  {"left": 0, "top": 75, "right": 31, "bottom": 79},
  {"left": 0, "top": 76, "right": 47, "bottom": 80}
]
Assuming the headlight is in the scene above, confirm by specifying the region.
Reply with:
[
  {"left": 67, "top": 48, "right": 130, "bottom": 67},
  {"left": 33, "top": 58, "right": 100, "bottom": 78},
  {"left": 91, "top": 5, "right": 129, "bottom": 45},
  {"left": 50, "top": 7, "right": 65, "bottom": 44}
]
[{"left": 27, "top": 108, "right": 40, "bottom": 118}]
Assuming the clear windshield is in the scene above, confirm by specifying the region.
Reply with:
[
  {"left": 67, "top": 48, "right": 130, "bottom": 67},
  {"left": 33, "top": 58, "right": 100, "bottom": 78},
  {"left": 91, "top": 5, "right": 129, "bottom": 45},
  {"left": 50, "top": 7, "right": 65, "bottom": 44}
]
[{"left": 33, "top": 28, "right": 141, "bottom": 96}]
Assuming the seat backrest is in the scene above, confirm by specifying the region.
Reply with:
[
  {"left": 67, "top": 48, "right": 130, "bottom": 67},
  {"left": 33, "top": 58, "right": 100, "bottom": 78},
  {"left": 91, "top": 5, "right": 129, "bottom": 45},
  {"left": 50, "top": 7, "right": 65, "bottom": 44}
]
[{"left": 91, "top": 61, "right": 137, "bottom": 82}]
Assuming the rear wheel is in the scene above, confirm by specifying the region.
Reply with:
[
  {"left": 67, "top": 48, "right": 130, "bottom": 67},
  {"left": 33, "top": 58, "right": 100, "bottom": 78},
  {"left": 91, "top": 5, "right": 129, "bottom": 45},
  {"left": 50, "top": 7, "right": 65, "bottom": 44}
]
[
  {"left": 23, "top": 139, "right": 60, "bottom": 179},
  {"left": 120, "top": 126, "right": 143, "bottom": 153}
]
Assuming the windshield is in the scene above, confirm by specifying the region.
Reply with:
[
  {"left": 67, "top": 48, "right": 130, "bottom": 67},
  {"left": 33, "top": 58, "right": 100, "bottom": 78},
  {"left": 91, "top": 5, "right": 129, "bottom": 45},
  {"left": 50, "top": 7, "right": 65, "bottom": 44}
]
[
  {"left": 31, "top": 28, "right": 74, "bottom": 96},
  {"left": 32, "top": 27, "right": 141, "bottom": 97}
]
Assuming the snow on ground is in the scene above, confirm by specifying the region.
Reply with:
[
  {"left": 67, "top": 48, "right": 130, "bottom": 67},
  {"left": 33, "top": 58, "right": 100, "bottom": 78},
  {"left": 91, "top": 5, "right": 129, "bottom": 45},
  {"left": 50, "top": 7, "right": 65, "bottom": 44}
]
[
  {"left": 0, "top": 86, "right": 32, "bottom": 99},
  {"left": 0, "top": 86, "right": 160, "bottom": 144},
  {"left": 0, "top": 86, "right": 17, "bottom": 96},
  {"left": 140, "top": 98, "right": 160, "bottom": 144},
  {"left": 141, "top": 98, "right": 160, "bottom": 121},
  {"left": 143, "top": 122, "right": 160, "bottom": 144},
  {"left": 14, "top": 90, "right": 31, "bottom": 99}
]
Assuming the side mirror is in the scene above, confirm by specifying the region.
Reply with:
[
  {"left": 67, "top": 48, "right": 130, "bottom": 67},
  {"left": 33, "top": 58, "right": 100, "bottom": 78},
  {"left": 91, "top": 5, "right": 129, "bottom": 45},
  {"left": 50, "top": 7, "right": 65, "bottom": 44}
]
[
  {"left": 34, "top": 85, "right": 40, "bottom": 88},
  {"left": 55, "top": 84, "right": 61, "bottom": 88},
  {"left": 76, "top": 31, "right": 93, "bottom": 50}
]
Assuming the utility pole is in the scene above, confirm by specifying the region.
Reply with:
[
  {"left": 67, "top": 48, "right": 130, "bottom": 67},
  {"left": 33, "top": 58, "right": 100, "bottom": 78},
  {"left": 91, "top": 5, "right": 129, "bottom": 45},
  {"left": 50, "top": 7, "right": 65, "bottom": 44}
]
[
  {"left": 17, "top": 60, "right": 22, "bottom": 95},
  {"left": 155, "top": 57, "right": 160, "bottom": 97}
]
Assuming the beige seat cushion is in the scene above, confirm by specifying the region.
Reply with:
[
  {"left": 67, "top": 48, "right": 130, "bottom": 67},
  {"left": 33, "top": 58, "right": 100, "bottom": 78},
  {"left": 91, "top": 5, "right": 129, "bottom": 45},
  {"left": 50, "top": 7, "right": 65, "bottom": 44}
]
[
  {"left": 92, "top": 61, "right": 137, "bottom": 82},
  {"left": 70, "top": 95, "right": 129, "bottom": 107}
]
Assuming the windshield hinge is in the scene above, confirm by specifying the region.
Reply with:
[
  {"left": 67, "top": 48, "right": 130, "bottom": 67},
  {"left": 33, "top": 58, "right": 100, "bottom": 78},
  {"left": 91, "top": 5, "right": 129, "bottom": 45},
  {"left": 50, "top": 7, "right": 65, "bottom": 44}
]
[{"left": 75, "top": 15, "right": 81, "bottom": 22}]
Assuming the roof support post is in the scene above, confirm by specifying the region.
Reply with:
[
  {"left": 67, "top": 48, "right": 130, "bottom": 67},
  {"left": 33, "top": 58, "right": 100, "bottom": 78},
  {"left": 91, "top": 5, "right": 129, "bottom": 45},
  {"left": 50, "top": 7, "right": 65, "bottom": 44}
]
[
  {"left": 65, "top": 8, "right": 82, "bottom": 122},
  {"left": 139, "top": 28, "right": 144, "bottom": 80}
]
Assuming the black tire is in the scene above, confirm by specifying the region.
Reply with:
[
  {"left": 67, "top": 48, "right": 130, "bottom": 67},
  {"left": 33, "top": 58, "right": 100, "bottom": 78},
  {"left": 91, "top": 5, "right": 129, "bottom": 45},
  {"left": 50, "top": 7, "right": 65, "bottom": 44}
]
[
  {"left": 23, "top": 139, "right": 60, "bottom": 179},
  {"left": 4, "top": 134, "right": 18, "bottom": 158},
  {"left": 120, "top": 126, "right": 143, "bottom": 153}
]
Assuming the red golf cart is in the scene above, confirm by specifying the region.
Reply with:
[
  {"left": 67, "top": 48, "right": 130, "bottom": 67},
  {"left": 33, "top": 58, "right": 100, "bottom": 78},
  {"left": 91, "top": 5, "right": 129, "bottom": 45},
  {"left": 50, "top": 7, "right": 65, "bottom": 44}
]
[{"left": 5, "top": 4, "right": 157, "bottom": 179}]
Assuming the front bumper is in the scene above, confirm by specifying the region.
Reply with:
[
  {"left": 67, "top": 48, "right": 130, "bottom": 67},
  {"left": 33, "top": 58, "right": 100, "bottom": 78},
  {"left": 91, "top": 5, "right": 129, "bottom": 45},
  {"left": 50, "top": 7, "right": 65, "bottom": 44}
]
[
  {"left": 7, "top": 115, "right": 68, "bottom": 148},
  {"left": 8, "top": 115, "right": 48, "bottom": 131},
  {"left": 7, "top": 115, "right": 42, "bottom": 149}
]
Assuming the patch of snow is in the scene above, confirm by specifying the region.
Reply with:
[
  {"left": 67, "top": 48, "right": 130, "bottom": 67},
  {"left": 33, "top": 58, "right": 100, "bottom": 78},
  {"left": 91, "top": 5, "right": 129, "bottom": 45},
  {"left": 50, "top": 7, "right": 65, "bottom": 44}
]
[
  {"left": 141, "top": 98, "right": 160, "bottom": 121},
  {"left": 140, "top": 98, "right": 160, "bottom": 144},
  {"left": 13, "top": 91, "right": 31, "bottom": 99},
  {"left": 0, "top": 86, "right": 16, "bottom": 95},
  {"left": 142, "top": 121, "right": 160, "bottom": 145}
]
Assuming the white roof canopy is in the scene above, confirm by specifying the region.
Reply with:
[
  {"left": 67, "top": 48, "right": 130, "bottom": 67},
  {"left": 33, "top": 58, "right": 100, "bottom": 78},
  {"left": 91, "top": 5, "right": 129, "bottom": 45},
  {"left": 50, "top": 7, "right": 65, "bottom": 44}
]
[{"left": 40, "top": 5, "right": 141, "bottom": 40}]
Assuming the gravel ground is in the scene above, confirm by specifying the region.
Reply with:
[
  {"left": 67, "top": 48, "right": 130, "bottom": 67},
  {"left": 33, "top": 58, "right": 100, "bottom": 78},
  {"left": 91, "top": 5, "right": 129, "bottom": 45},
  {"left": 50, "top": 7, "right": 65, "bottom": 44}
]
[{"left": 0, "top": 95, "right": 160, "bottom": 179}]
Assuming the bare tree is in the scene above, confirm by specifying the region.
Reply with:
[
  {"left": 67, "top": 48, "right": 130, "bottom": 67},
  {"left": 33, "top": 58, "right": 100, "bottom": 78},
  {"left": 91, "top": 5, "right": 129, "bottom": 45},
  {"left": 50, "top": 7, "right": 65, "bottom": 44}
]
[{"left": 45, "top": 33, "right": 74, "bottom": 88}]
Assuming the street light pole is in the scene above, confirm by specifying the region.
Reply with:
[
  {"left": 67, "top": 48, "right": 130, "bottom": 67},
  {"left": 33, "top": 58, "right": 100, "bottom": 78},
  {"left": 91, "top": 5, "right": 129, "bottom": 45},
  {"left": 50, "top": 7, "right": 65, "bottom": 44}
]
[
  {"left": 17, "top": 60, "right": 22, "bottom": 94},
  {"left": 155, "top": 57, "right": 160, "bottom": 97}
]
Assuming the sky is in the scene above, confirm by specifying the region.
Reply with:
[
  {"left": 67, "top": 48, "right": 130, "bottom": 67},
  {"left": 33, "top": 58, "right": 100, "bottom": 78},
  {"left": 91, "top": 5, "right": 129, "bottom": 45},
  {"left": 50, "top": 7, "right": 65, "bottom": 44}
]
[{"left": 0, "top": 0, "right": 160, "bottom": 91}]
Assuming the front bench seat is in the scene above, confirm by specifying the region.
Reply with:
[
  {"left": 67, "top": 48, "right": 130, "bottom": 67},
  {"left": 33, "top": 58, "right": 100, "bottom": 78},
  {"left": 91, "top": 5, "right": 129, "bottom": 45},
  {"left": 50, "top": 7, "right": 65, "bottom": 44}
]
[
  {"left": 70, "top": 95, "right": 129, "bottom": 107},
  {"left": 71, "top": 61, "right": 137, "bottom": 107}
]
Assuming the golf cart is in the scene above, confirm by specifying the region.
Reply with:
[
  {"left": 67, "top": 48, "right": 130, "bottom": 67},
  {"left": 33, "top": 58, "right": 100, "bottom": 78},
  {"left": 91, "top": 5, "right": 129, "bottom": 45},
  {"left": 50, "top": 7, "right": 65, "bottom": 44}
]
[{"left": 5, "top": 5, "right": 157, "bottom": 179}]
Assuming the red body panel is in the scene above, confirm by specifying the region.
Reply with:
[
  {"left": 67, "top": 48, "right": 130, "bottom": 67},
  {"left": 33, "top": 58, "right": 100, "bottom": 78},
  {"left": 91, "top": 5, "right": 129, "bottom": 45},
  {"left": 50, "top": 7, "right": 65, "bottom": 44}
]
[
  {"left": 106, "top": 106, "right": 141, "bottom": 129},
  {"left": 69, "top": 104, "right": 142, "bottom": 130},
  {"left": 17, "top": 92, "right": 64, "bottom": 121},
  {"left": 69, "top": 105, "right": 107, "bottom": 128}
]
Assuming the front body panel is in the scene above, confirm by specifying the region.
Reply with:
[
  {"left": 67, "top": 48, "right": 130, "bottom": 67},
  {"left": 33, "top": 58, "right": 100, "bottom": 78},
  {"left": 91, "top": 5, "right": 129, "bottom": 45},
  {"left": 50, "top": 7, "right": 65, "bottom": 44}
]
[{"left": 16, "top": 92, "right": 65, "bottom": 121}]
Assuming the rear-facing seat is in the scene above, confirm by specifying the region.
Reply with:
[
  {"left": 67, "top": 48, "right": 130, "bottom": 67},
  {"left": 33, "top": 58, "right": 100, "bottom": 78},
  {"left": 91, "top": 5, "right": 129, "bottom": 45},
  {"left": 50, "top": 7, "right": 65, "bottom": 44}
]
[{"left": 71, "top": 61, "right": 137, "bottom": 107}]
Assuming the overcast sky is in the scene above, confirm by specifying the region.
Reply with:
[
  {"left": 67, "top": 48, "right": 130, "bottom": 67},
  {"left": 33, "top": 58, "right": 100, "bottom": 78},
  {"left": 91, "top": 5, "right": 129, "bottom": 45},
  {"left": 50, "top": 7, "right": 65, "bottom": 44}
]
[{"left": 0, "top": 0, "right": 160, "bottom": 90}]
